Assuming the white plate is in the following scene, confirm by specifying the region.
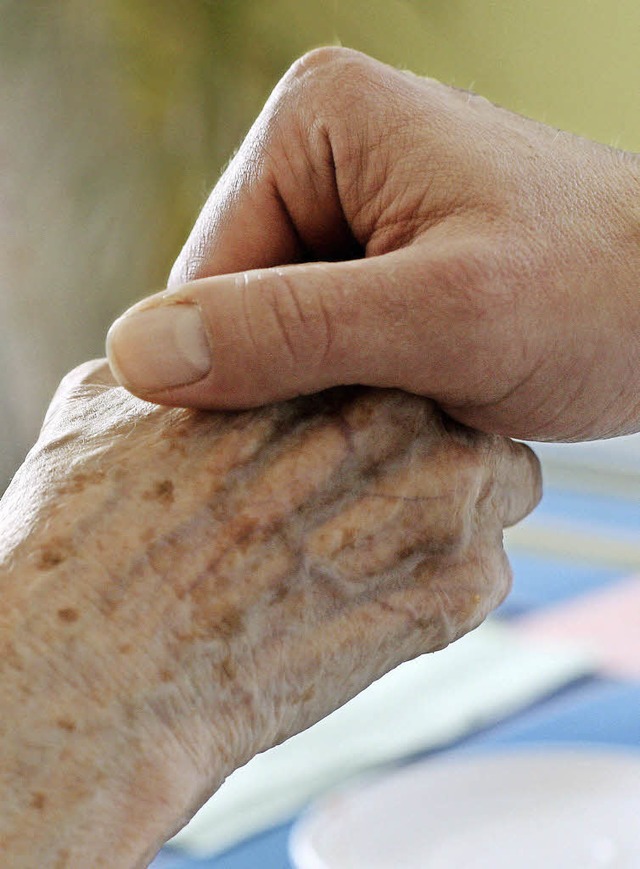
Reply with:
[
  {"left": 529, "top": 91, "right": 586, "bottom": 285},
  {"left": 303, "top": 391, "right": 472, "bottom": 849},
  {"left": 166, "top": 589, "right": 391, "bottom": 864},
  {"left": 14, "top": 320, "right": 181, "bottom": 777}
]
[{"left": 289, "top": 746, "right": 640, "bottom": 869}]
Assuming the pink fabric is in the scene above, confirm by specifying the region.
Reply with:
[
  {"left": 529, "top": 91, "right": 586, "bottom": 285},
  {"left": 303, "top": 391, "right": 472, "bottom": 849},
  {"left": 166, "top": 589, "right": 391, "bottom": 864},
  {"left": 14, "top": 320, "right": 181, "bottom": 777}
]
[{"left": 516, "top": 574, "right": 640, "bottom": 680}]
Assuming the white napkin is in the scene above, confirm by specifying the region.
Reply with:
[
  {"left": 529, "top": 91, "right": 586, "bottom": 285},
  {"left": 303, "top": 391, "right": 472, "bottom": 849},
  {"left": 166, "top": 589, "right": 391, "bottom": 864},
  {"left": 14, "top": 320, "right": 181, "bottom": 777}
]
[{"left": 171, "top": 619, "right": 590, "bottom": 857}]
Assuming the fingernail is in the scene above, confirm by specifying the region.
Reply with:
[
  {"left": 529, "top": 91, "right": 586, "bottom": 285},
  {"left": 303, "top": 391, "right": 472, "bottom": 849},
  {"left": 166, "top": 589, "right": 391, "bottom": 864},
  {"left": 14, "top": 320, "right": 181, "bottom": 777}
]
[{"left": 106, "top": 303, "right": 211, "bottom": 392}]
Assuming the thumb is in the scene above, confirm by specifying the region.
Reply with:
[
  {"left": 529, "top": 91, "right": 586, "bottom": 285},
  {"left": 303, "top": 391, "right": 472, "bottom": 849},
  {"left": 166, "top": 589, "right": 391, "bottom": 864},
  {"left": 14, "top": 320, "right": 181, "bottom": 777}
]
[{"left": 106, "top": 253, "right": 432, "bottom": 408}]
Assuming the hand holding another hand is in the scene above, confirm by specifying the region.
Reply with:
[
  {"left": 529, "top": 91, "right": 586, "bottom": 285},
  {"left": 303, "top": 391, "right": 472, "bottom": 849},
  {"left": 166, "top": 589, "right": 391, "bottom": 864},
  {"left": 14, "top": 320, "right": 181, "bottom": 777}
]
[{"left": 107, "top": 47, "right": 640, "bottom": 441}]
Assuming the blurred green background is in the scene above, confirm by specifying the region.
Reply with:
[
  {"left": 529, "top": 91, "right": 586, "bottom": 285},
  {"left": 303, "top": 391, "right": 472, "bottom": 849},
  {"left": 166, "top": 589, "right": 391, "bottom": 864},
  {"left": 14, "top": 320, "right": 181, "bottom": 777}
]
[{"left": 1, "top": 0, "right": 639, "bottom": 485}]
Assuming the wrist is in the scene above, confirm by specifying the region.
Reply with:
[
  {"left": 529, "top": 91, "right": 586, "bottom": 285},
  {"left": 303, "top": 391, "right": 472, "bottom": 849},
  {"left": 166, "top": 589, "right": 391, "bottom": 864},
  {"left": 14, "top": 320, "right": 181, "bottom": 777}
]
[{"left": 0, "top": 552, "right": 220, "bottom": 867}]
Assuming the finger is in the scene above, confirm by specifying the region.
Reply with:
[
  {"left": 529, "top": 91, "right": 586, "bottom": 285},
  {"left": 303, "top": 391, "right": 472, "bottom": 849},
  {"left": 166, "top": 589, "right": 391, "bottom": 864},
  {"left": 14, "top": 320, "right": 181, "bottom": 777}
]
[
  {"left": 108, "top": 249, "right": 444, "bottom": 407},
  {"left": 168, "top": 48, "right": 366, "bottom": 288},
  {"left": 107, "top": 227, "right": 516, "bottom": 411},
  {"left": 107, "top": 257, "right": 374, "bottom": 406},
  {"left": 487, "top": 437, "right": 543, "bottom": 527}
]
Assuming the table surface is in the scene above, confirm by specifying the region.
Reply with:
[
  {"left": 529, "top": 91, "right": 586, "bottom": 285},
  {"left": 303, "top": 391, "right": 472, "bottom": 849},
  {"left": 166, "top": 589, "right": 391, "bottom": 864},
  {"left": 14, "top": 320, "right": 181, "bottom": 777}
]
[{"left": 152, "top": 448, "right": 640, "bottom": 869}]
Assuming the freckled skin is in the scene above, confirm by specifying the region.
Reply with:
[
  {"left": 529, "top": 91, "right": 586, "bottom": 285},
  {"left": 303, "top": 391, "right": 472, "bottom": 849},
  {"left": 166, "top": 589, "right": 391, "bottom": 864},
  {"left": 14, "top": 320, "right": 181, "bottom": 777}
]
[
  {"left": 0, "top": 359, "right": 541, "bottom": 867},
  {"left": 143, "top": 479, "right": 175, "bottom": 504},
  {"left": 30, "top": 793, "right": 46, "bottom": 811}
]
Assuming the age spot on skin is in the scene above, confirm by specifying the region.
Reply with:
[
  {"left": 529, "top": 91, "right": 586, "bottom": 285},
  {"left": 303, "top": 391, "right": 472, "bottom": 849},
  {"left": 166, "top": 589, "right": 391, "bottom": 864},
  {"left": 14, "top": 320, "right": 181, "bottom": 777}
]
[
  {"left": 57, "top": 607, "right": 79, "bottom": 623},
  {"left": 144, "top": 479, "right": 175, "bottom": 504},
  {"left": 217, "top": 608, "right": 244, "bottom": 640},
  {"left": 271, "top": 583, "right": 290, "bottom": 604},
  {"left": 36, "top": 537, "right": 76, "bottom": 571},
  {"left": 56, "top": 718, "right": 77, "bottom": 732},
  {"left": 58, "top": 470, "right": 106, "bottom": 495},
  {"left": 31, "top": 792, "right": 46, "bottom": 810},
  {"left": 192, "top": 604, "right": 245, "bottom": 641},
  {"left": 37, "top": 548, "right": 66, "bottom": 570}
]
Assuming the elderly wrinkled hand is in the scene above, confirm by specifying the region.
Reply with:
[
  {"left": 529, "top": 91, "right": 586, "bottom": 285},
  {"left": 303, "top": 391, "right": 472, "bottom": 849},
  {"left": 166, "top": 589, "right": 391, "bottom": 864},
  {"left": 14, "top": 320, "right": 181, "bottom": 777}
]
[{"left": 0, "top": 359, "right": 539, "bottom": 866}]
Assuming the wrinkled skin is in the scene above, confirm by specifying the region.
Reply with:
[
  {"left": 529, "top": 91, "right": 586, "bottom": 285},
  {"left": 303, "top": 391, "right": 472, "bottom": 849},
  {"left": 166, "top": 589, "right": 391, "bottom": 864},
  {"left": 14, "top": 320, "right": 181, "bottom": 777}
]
[{"left": 0, "top": 360, "right": 540, "bottom": 867}]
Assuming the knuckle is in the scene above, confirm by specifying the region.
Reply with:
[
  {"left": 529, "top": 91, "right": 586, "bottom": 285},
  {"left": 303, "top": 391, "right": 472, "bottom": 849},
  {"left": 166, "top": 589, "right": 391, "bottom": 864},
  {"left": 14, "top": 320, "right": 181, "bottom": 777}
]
[
  {"left": 256, "top": 49, "right": 367, "bottom": 176},
  {"left": 286, "top": 46, "right": 364, "bottom": 84},
  {"left": 477, "top": 543, "right": 514, "bottom": 618},
  {"left": 430, "top": 501, "right": 471, "bottom": 560},
  {"left": 43, "top": 359, "right": 112, "bottom": 430},
  {"left": 57, "top": 359, "right": 112, "bottom": 396},
  {"left": 74, "top": 358, "right": 114, "bottom": 385},
  {"left": 282, "top": 47, "right": 373, "bottom": 118}
]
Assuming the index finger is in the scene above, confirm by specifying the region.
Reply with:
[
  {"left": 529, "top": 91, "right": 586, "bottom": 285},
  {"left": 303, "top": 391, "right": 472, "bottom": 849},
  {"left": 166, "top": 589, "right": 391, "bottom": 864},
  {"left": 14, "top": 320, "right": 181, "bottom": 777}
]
[
  {"left": 490, "top": 437, "right": 543, "bottom": 528},
  {"left": 168, "top": 48, "right": 362, "bottom": 288}
]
